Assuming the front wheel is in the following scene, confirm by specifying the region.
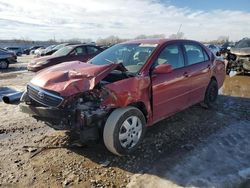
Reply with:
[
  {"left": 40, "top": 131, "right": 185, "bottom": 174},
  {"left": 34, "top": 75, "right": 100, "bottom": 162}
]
[
  {"left": 0, "top": 60, "right": 9, "bottom": 69},
  {"left": 103, "top": 106, "right": 146, "bottom": 156},
  {"left": 204, "top": 79, "right": 218, "bottom": 108}
]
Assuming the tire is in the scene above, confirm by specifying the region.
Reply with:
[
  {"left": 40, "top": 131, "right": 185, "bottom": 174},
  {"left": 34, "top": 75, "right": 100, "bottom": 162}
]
[
  {"left": 204, "top": 79, "right": 218, "bottom": 108},
  {"left": 103, "top": 106, "right": 146, "bottom": 156},
  {"left": 0, "top": 60, "right": 9, "bottom": 69},
  {"left": 226, "top": 63, "right": 231, "bottom": 75}
]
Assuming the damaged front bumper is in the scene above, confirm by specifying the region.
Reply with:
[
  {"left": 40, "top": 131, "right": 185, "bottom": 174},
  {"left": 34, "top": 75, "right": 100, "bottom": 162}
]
[
  {"left": 19, "top": 102, "right": 109, "bottom": 131},
  {"left": 19, "top": 103, "right": 73, "bottom": 120},
  {"left": 19, "top": 103, "right": 75, "bottom": 130}
]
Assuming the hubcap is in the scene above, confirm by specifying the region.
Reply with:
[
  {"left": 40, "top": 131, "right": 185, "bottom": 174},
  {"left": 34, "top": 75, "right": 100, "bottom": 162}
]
[
  {"left": 119, "top": 116, "right": 142, "bottom": 149},
  {"left": 0, "top": 61, "right": 8, "bottom": 69}
]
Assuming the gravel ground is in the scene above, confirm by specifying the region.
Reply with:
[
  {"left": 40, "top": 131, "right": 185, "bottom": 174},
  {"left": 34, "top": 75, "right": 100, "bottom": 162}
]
[{"left": 0, "top": 56, "right": 250, "bottom": 187}]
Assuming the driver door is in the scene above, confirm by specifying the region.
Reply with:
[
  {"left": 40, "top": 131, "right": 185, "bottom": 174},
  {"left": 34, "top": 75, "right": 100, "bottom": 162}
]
[{"left": 151, "top": 43, "right": 191, "bottom": 122}]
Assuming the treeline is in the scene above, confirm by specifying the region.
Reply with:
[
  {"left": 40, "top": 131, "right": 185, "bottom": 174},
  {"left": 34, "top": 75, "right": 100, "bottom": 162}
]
[{"left": 0, "top": 34, "right": 233, "bottom": 47}]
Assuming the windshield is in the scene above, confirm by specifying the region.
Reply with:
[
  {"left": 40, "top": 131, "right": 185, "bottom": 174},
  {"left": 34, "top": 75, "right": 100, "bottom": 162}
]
[
  {"left": 235, "top": 39, "right": 250, "bottom": 48},
  {"left": 53, "top": 44, "right": 66, "bottom": 50},
  {"left": 90, "top": 43, "right": 158, "bottom": 73},
  {"left": 52, "top": 46, "right": 73, "bottom": 57}
]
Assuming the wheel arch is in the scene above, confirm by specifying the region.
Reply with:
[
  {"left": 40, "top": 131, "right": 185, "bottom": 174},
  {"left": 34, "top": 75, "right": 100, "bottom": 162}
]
[
  {"left": 128, "top": 101, "right": 148, "bottom": 122},
  {"left": 210, "top": 76, "right": 218, "bottom": 83}
]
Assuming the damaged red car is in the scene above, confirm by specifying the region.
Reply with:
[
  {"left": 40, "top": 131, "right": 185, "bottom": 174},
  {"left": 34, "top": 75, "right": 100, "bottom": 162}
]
[{"left": 19, "top": 39, "right": 225, "bottom": 156}]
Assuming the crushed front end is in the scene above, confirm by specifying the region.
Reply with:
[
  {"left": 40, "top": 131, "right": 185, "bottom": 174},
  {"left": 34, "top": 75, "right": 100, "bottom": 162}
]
[{"left": 19, "top": 83, "right": 111, "bottom": 141}]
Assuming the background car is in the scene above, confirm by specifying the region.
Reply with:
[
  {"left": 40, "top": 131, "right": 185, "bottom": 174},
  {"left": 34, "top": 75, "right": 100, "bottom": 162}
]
[
  {"left": 34, "top": 47, "right": 46, "bottom": 56},
  {"left": 39, "top": 45, "right": 56, "bottom": 56},
  {"left": 27, "top": 44, "right": 103, "bottom": 71},
  {"left": 206, "top": 44, "right": 221, "bottom": 56},
  {"left": 5, "top": 47, "right": 23, "bottom": 56},
  {"left": 226, "top": 37, "right": 250, "bottom": 74},
  {"left": 41, "top": 43, "right": 80, "bottom": 56},
  {"left": 0, "top": 48, "right": 17, "bottom": 69},
  {"left": 23, "top": 46, "right": 44, "bottom": 55},
  {"left": 219, "top": 42, "right": 235, "bottom": 55}
]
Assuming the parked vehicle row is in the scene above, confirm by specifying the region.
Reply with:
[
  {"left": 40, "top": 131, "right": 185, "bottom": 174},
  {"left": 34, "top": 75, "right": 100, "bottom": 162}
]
[
  {"left": 16, "top": 39, "right": 225, "bottom": 155},
  {"left": 0, "top": 48, "right": 17, "bottom": 69}
]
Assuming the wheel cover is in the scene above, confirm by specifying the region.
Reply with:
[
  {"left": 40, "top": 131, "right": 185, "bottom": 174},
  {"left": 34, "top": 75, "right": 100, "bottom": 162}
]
[
  {"left": 0, "top": 61, "right": 8, "bottom": 69},
  {"left": 119, "top": 116, "right": 142, "bottom": 149}
]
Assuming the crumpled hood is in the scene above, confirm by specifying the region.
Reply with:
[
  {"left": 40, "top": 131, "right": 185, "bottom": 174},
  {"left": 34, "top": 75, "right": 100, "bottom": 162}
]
[
  {"left": 230, "top": 47, "right": 250, "bottom": 56},
  {"left": 30, "top": 61, "right": 126, "bottom": 97}
]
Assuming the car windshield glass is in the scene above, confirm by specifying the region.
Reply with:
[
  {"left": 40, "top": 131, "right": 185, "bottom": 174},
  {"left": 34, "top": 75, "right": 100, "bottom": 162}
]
[
  {"left": 235, "top": 39, "right": 250, "bottom": 48},
  {"left": 53, "top": 44, "right": 66, "bottom": 50},
  {"left": 89, "top": 43, "right": 158, "bottom": 73},
  {"left": 52, "top": 46, "right": 73, "bottom": 57}
]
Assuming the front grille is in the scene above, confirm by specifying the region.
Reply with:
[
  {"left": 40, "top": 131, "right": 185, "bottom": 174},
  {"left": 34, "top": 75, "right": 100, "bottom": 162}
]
[{"left": 27, "top": 84, "right": 64, "bottom": 107}]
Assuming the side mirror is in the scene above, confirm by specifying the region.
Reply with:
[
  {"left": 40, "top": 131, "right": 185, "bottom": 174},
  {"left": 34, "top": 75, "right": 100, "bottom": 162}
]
[{"left": 153, "top": 64, "right": 173, "bottom": 74}]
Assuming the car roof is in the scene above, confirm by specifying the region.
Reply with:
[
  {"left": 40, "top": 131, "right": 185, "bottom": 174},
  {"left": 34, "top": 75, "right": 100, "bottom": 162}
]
[
  {"left": 121, "top": 38, "right": 200, "bottom": 45},
  {"left": 67, "top": 43, "right": 99, "bottom": 48}
]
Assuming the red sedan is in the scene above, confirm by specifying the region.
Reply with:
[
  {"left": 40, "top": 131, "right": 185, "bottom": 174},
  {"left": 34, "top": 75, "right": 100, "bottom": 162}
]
[
  {"left": 19, "top": 39, "right": 225, "bottom": 155},
  {"left": 27, "top": 44, "right": 103, "bottom": 72}
]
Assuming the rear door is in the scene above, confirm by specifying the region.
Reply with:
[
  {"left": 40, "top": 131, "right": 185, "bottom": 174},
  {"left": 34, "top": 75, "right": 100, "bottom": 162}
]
[
  {"left": 151, "top": 43, "right": 191, "bottom": 122},
  {"left": 182, "top": 42, "right": 212, "bottom": 105},
  {"left": 86, "top": 46, "right": 102, "bottom": 60}
]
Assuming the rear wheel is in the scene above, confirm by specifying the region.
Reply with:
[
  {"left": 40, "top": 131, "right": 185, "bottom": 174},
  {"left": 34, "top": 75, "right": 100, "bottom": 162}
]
[
  {"left": 103, "top": 106, "right": 146, "bottom": 156},
  {"left": 226, "top": 62, "right": 231, "bottom": 75},
  {"left": 204, "top": 79, "right": 218, "bottom": 108},
  {"left": 0, "top": 60, "right": 9, "bottom": 69}
]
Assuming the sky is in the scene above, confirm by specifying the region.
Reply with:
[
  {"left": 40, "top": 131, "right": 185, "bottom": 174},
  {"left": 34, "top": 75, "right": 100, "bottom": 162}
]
[{"left": 0, "top": 0, "right": 249, "bottom": 41}]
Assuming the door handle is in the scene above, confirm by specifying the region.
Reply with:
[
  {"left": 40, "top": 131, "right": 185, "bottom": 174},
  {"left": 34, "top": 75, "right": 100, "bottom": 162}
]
[{"left": 183, "top": 72, "right": 189, "bottom": 77}]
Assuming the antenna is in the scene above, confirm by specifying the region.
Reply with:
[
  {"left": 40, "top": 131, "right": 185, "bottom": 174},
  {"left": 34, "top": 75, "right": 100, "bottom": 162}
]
[{"left": 177, "top": 24, "right": 182, "bottom": 34}]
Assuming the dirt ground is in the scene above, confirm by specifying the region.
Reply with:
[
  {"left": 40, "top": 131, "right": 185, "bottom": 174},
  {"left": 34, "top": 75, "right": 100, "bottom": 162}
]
[{"left": 0, "top": 56, "right": 250, "bottom": 188}]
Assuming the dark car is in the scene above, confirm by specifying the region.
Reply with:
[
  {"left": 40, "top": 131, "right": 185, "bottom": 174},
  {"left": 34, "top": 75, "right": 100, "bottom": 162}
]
[
  {"left": 41, "top": 43, "right": 81, "bottom": 56},
  {"left": 0, "top": 48, "right": 17, "bottom": 69},
  {"left": 219, "top": 42, "right": 235, "bottom": 55},
  {"left": 5, "top": 47, "right": 23, "bottom": 56},
  {"left": 206, "top": 44, "right": 221, "bottom": 56},
  {"left": 225, "top": 38, "right": 250, "bottom": 74},
  {"left": 27, "top": 44, "right": 103, "bottom": 72},
  {"left": 20, "top": 39, "right": 225, "bottom": 155}
]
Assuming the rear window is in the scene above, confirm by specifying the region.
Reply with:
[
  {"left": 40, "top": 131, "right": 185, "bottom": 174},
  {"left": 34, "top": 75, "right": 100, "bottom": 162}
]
[{"left": 87, "top": 46, "right": 100, "bottom": 54}]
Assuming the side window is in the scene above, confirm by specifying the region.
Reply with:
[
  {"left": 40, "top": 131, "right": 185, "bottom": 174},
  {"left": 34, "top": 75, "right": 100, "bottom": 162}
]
[
  {"left": 184, "top": 44, "right": 206, "bottom": 65},
  {"left": 74, "top": 47, "right": 86, "bottom": 55},
  {"left": 87, "top": 46, "right": 100, "bottom": 54},
  {"left": 155, "top": 44, "right": 184, "bottom": 69}
]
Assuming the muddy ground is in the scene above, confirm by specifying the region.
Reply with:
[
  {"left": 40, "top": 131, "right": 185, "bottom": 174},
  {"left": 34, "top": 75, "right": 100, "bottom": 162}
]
[{"left": 0, "top": 56, "right": 250, "bottom": 188}]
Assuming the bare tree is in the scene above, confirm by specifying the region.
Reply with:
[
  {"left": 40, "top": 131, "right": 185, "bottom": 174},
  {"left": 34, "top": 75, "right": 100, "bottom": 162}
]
[
  {"left": 96, "top": 35, "right": 128, "bottom": 46},
  {"left": 135, "top": 34, "right": 165, "bottom": 39},
  {"left": 168, "top": 32, "right": 184, "bottom": 39}
]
